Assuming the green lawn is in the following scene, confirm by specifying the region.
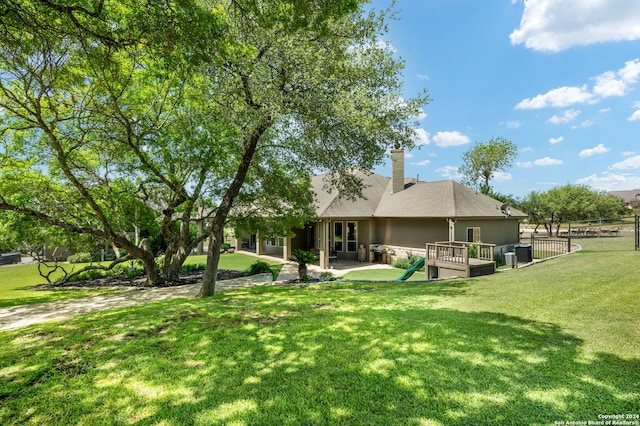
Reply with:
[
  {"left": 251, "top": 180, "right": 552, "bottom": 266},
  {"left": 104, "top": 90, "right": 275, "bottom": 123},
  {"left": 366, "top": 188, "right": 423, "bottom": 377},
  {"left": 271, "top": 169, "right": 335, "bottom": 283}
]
[
  {"left": 341, "top": 267, "right": 426, "bottom": 281},
  {"left": 0, "top": 237, "right": 638, "bottom": 424},
  {"left": 0, "top": 253, "right": 282, "bottom": 308}
]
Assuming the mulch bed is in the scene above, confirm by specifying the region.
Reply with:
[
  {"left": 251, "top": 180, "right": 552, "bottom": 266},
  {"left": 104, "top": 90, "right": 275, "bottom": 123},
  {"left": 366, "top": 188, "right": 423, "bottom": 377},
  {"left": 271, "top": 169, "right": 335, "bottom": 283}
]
[{"left": 32, "top": 269, "right": 246, "bottom": 290}]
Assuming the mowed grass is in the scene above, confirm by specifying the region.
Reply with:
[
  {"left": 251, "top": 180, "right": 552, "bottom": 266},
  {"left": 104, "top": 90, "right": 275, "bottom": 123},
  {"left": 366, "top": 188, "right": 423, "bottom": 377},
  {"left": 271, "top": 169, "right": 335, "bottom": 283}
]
[
  {"left": 0, "top": 253, "right": 281, "bottom": 308},
  {"left": 0, "top": 237, "right": 638, "bottom": 425}
]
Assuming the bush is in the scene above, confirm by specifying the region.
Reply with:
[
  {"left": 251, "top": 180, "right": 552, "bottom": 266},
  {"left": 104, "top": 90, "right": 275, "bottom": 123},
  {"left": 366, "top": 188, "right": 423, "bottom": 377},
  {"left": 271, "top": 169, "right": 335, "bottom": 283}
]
[
  {"left": 246, "top": 261, "right": 273, "bottom": 277},
  {"left": 469, "top": 243, "right": 479, "bottom": 259},
  {"left": 67, "top": 252, "right": 92, "bottom": 264},
  {"left": 180, "top": 263, "right": 206, "bottom": 272},
  {"left": 392, "top": 257, "right": 413, "bottom": 270}
]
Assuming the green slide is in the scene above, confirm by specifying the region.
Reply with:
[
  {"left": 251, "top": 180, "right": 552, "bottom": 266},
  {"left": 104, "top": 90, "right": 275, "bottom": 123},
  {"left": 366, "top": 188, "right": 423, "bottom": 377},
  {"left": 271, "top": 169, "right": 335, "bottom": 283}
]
[{"left": 396, "top": 257, "right": 426, "bottom": 281}]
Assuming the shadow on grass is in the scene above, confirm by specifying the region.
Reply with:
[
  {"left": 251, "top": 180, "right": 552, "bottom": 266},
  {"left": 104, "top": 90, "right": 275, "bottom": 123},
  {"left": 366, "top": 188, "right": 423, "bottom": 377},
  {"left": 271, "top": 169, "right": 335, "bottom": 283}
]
[{"left": 1, "top": 283, "right": 638, "bottom": 425}]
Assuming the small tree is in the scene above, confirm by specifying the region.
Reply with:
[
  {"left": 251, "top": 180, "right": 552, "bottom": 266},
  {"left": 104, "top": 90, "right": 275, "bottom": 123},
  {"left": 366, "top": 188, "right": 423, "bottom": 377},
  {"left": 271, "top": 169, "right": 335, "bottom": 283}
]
[
  {"left": 290, "top": 249, "right": 318, "bottom": 279},
  {"left": 459, "top": 137, "right": 518, "bottom": 195}
]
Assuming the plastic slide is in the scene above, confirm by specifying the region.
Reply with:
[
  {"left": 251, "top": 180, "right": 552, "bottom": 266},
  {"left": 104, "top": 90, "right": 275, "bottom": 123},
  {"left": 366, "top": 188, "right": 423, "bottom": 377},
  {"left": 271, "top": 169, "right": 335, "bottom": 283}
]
[{"left": 396, "top": 257, "right": 426, "bottom": 281}]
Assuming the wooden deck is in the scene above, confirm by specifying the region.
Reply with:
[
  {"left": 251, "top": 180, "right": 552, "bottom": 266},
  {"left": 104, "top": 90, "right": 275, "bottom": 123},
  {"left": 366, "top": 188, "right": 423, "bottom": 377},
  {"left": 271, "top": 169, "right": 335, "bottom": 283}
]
[{"left": 425, "top": 242, "right": 496, "bottom": 280}]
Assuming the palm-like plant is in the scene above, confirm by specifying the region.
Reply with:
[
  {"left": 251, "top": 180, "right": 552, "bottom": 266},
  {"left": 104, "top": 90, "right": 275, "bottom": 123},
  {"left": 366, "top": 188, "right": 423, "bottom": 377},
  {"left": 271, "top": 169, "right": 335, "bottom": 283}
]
[{"left": 290, "top": 249, "right": 318, "bottom": 279}]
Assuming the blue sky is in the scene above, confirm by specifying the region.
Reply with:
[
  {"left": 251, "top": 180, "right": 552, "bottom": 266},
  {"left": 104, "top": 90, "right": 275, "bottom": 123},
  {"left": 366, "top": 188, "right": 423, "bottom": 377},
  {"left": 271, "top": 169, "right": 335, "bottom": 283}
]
[{"left": 371, "top": 0, "right": 640, "bottom": 198}]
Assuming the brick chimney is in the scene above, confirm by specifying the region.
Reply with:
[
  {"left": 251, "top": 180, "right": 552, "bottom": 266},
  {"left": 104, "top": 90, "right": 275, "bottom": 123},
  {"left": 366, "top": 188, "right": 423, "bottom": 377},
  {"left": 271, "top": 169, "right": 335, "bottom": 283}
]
[{"left": 391, "top": 149, "right": 405, "bottom": 194}]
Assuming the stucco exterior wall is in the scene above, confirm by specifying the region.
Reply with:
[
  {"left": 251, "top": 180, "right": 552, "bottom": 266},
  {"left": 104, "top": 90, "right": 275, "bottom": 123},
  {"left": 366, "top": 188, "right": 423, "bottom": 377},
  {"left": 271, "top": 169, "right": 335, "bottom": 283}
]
[
  {"left": 455, "top": 218, "right": 521, "bottom": 246},
  {"left": 383, "top": 218, "right": 449, "bottom": 248}
]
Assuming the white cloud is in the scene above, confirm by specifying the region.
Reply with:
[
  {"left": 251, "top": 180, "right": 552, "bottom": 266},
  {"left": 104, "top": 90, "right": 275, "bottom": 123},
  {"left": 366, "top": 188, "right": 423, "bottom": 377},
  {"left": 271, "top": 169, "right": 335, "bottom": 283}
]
[
  {"left": 416, "top": 74, "right": 430, "bottom": 81},
  {"left": 404, "top": 152, "right": 414, "bottom": 159},
  {"left": 534, "top": 157, "right": 563, "bottom": 166},
  {"left": 521, "top": 146, "right": 535, "bottom": 153},
  {"left": 572, "top": 119, "right": 595, "bottom": 129},
  {"left": 593, "top": 59, "right": 640, "bottom": 97},
  {"left": 500, "top": 120, "right": 522, "bottom": 128},
  {"left": 610, "top": 155, "right": 640, "bottom": 170},
  {"left": 547, "top": 109, "right": 581, "bottom": 124},
  {"left": 623, "top": 151, "right": 636, "bottom": 157},
  {"left": 549, "top": 136, "right": 564, "bottom": 144},
  {"left": 410, "top": 159, "right": 431, "bottom": 166},
  {"left": 415, "top": 108, "right": 427, "bottom": 121},
  {"left": 510, "top": 0, "right": 640, "bottom": 52},
  {"left": 435, "top": 165, "right": 462, "bottom": 179},
  {"left": 579, "top": 144, "right": 610, "bottom": 158},
  {"left": 629, "top": 110, "right": 640, "bottom": 121},
  {"left": 413, "top": 128, "right": 430, "bottom": 145},
  {"left": 515, "top": 86, "right": 594, "bottom": 110},
  {"left": 577, "top": 172, "right": 640, "bottom": 191},
  {"left": 432, "top": 131, "right": 470, "bottom": 147},
  {"left": 517, "top": 157, "right": 563, "bottom": 167},
  {"left": 492, "top": 171, "right": 513, "bottom": 182}
]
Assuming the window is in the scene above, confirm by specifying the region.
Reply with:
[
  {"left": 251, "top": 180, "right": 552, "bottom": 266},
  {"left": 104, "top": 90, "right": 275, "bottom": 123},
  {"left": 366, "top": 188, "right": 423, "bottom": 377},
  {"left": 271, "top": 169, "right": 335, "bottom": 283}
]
[
  {"left": 266, "top": 237, "right": 283, "bottom": 247},
  {"left": 347, "top": 221, "right": 357, "bottom": 252},
  {"left": 334, "top": 222, "right": 343, "bottom": 252},
  {"left": 467, "top": 227, "right": 481, "bottom": 243}
]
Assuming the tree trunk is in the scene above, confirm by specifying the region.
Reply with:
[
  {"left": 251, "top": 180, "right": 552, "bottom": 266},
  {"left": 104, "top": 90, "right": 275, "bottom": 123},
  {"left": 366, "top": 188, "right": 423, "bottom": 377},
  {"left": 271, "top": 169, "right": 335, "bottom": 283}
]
[
  {"left": 198, "top": 116, "right": 271, "bottom": 297},
  {"left": 141, "top": 251, "right": 162, "bottom": 286},
  {"left": 199, "top": 221, "right": 224, "bottom": 297},
  {"left": 298, "top": 264, "right": 307, "bottom": 279},
  {"left": 138, "top": 239, "right": 163, "bottom": 286}
]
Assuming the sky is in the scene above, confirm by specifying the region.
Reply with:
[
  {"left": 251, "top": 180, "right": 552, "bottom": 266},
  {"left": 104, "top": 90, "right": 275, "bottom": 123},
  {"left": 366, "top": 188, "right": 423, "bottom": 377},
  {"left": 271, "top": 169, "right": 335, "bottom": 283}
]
[{"left": 370, "top": 0, "right": 640, "bottom": 198}]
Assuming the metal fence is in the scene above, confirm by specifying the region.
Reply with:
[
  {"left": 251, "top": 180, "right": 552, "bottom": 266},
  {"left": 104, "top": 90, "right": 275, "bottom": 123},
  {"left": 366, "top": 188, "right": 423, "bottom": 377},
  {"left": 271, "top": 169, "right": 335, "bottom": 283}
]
[{"left": 529, "top": 237, "right": 571, "bottom": 260}]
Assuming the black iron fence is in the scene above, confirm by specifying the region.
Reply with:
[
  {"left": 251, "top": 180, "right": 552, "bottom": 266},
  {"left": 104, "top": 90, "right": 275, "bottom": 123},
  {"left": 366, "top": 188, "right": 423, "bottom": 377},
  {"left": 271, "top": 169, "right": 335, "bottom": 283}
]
[{"left": 529, "top": 237, "right": 571, "bottom": 260}]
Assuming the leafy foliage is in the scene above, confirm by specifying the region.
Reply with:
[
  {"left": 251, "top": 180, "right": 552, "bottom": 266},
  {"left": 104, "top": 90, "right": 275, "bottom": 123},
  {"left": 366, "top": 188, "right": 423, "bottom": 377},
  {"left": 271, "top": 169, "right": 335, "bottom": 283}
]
[
  {"left": 246, "top": 261, "right": 273, "bottom": 278},
  {"left": 289, "top": 249, "right": 318, "bottom": 267},
  {"left": 459, "top": 137, "right": 518, "bottom": 195},
  {"left": 520, "top": 184, "right": 627, "bottom": 235}
]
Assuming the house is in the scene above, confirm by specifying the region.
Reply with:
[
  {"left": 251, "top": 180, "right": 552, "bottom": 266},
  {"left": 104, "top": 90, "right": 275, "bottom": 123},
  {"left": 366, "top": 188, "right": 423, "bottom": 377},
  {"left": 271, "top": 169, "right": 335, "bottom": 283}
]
[
  {"left": 608, "top": 189, "right": 640, "bottom": 209},
  {"left": 240, "top": 150, "right": 527, "bottom": 273}
]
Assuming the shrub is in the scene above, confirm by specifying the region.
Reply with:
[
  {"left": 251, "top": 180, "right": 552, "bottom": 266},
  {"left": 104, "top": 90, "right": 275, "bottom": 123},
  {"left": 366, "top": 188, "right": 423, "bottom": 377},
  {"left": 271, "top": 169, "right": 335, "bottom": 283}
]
[
  {"left": 220, "top": 243, "right": 231, "bottom": 253},
  {"left": 392, "top": 257, "right": 412, "bottom": 270},
  {"left": 289, "top": 249, "right": 317, "bottom": 266},
  {"left": 469, "top": 243, "right": 478, "bottom": 259},
  {"left": 180, "top": 263, "right": 206, "bottom": 272},
  {"left": 407, "top": 251, "right": 420, "bottom": 265},
  {"left": 246, "top": 261, "right": 273, "bottom": 277},
  {"left": 67, "top": 252, "right": 92, "bottom": 264}
]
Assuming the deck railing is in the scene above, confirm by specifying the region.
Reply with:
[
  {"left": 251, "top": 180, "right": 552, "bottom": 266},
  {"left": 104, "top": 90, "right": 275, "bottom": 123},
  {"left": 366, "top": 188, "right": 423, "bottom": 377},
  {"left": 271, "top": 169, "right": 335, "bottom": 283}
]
[{"left": 428, "top": 241, "right": 495, "bottom": 265}]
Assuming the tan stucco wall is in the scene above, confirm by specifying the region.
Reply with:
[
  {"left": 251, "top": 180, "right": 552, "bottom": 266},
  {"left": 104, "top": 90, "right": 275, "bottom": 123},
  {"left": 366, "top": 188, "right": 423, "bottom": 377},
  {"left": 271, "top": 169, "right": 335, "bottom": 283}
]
[
  {"left": 455, "top": 218, "right": 521, "bottom": 246},
  {"left": 383, "top": 218, "right": 449, "bottom": 248}
]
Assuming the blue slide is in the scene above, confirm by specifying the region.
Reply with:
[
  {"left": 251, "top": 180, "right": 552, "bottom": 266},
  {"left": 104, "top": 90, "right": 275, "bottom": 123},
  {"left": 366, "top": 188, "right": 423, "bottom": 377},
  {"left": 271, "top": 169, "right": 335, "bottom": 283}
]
[{"left": 396, "top": 257, "right": 426, "bottom": 281}]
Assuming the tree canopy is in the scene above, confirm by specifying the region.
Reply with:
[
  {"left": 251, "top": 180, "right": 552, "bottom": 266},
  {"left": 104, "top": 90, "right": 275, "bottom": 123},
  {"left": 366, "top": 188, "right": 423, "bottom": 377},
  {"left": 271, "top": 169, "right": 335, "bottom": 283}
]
[
  {"left": 459, "top": 137, "right": 518, "bottom": 195},
  {"left": 0, "top": 0, "right": 426, "bottom": 295},
  {"left": 519, "top": 184, "right": 627, "bottom": 236}
]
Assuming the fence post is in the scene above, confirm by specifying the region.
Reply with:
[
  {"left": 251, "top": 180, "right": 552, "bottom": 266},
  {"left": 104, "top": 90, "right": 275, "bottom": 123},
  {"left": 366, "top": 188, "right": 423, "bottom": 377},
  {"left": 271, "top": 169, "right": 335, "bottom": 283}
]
[
  {"left": 635, "top": 215, "right": 640, "bottom": 250},
  {"left": 530, "top": 233, "right": 534, "bottom": 258},
  {"left": 568, "top": 222, "right": 572, "bottom": 253}
]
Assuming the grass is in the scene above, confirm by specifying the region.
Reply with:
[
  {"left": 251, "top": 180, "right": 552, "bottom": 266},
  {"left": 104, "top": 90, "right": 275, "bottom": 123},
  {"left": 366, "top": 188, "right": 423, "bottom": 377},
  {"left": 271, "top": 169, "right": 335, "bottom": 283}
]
[
  {"left": 0, "top": 236, "right": 638, "bottom": 424},
  {"left": 341, "top": 267, "right": 426, "bottom": 281},
  {"left": 0, "top": 253, "right": 283, "bottom": 308}
]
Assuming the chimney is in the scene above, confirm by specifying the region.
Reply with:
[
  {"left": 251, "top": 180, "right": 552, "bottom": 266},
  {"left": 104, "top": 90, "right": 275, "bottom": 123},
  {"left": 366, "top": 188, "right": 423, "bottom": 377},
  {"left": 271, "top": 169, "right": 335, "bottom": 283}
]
[{"left": 391, "top": 149, "right": 405, "bottom": 194}]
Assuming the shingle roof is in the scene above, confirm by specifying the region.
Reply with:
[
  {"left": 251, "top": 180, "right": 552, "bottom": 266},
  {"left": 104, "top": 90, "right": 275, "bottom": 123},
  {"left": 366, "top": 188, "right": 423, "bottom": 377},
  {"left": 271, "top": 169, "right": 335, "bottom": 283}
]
[
  {"left": 608, "top": 189, "right": 640, "bottom": 204},
  {"left": 311, "top": 171, "right": 528, "bottom": 219}
]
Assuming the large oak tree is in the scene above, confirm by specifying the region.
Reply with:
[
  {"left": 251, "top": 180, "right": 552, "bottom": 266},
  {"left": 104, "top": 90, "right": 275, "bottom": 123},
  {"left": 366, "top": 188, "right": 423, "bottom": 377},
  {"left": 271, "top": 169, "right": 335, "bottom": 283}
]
[{"left": 0, "top": 0, "right": 426, "bottom": 294}]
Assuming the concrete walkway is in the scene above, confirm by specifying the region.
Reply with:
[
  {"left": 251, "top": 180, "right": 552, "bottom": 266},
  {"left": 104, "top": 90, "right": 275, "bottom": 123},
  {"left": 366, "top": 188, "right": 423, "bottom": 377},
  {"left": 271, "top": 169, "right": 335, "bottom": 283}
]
[{"left": 0, "top": 273, "right": 273, "bottom": 331}]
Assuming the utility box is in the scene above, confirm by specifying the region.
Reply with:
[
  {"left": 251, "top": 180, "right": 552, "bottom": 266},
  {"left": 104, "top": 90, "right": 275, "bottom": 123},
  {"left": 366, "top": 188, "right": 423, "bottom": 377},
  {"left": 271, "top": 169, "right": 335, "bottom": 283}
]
[
  {"left": 504, "top": 252, "right": 516, "bottom": 267},
  {"left": 514, "top": 244, "right": 532, "bottom": 263}
]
